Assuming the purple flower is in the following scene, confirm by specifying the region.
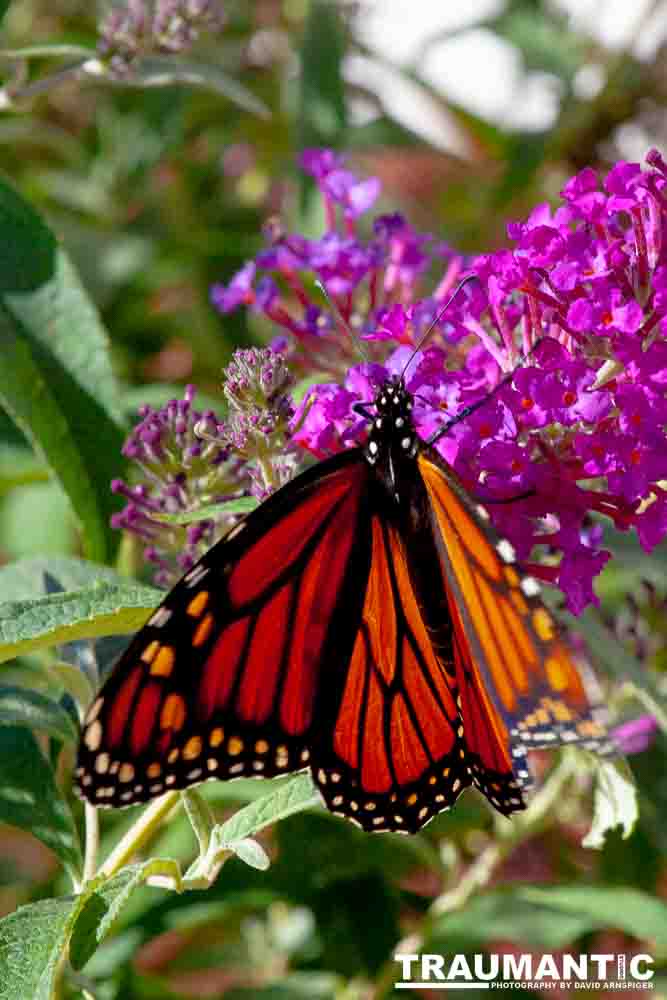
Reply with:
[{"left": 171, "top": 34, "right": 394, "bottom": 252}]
[
  {"left": 111, "top": 385, "right": 240, "bottom": 587},
  {"left": 97, "top": 0, "right": 224, "bottom": 74},
  {"left": 210, "top": 262, "right": 256, "bottom": 314},
  {"left": 111, "top": 351, "right": 296, "bottom": 585},
  {"left": 206, "top": 148, "right": 667, "bottom": 613},
  {"left": 612, "top": 715, "right": 658, "bottom": 755}
]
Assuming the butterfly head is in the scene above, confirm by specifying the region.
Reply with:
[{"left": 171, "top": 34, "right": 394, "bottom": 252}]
[{"left": 365, "top": 377, "right": 419, "bottom": 471}]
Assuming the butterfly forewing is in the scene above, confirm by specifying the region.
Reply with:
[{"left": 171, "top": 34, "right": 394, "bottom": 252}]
[{"left": 76, "top": 451, "right": 370, "bottom": 806}]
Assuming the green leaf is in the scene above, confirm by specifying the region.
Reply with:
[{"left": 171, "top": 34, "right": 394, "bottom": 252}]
[
  {"left": 0, "top": 176, "right": 126, "bottom": 562},
  {"left": 186, "top": 776, "right": 321, "bottom": 880},
  {"left": 518, "top": 886, "right": 667, "bottom": 949},
  {"left": 0, "top": 859, "right": 180, "bottom": 999},
  {"left": 213, "top": 774, "right": 322, "bottom": 846},
  {"left": 0, "top": 2, "right": 11, "bottom": 29},
  {"left": 428, "top": 885, "right": 667, "bottom": 952},
  {"left": 0, "top": 579, "right": 160, "bottom": 664},
  {"left": 298, "top": 0, "right": 346, "bottom": 151},
  {"left": 484, "top": 3, "right": 584, "bottom": 83},
  {"left": 109, "top": 56, "right": 270, "bottom": 118},
  {"left": 0, "top": 895, "right": 79, "bottom": 1000},
  {"left": 0, "top": 481, "right": 74, "bottom": 559},
  {"left": 0, "top": 685, "right": 78, "bottom": 743},
  {"left": 228, "top": 837, "right": 271, "bottom": 871},
  {"left": 154, "top": 497, "right": 259, "bottom": 524},
  {"left": 0, "top": 444, "right": 50, "bottom": 496},
  {"left": 69, "top": 860, "right": 182, "bottom": 971},
  {"left": 0, "top": 555, "right": 137, "bottom": 602},
  {"left": 0, "top": 176, "right": 55, "bottom": 292},
  {"left": 0, "top": 44, "right": 95, "bottom": 60},
  {"left": 583, "top": 758, "right": 639, "bottom": 849},
  {"left": 0, "top": 726, "right": 81, "bottom": 877}
]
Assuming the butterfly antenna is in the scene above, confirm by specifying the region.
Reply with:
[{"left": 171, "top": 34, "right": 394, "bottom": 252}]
[
  {"left": 427, "top": 334, "right": 551, "bottom": 446},
  {"left": 315, "top": 280, "right": 370, "bottom": 363},
  {"left": 400, "top": 274, "right": 477, "bottom": 382}
]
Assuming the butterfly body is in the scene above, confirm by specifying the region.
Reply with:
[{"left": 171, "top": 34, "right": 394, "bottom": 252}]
[{"left": 76, "top": 376, "right": 611, "bottom": 833}]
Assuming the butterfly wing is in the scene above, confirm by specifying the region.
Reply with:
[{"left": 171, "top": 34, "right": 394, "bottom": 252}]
[
  {"left": 76, "top": 450, "right": 372, "bottom": 807},
  {"left": 417, "top": 449, "right": 612, "bottom": 808},
  {"left": 310, "top": 503, "right": 472, "bottom": 833}
]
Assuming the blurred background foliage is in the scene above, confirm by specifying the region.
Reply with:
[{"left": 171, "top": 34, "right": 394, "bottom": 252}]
[{"left": 0, "top": 0, "right": 666, "bottom": 997}]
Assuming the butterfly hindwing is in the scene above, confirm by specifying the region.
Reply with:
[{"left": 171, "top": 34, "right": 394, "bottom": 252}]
[
  {"left": 311, "top": 509, "right": 473, "bottom": 833},
  {"left": 417, "top": 449, "right": 612, "bottom": 795}
]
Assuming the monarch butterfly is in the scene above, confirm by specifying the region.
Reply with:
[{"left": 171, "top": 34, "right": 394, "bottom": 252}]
[{"left": 75, "top": 371, "right": 611, "bottom": 833}]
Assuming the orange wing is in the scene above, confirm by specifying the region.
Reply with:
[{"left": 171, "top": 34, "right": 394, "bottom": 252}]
[
  {"left": 313, "top": 513, "right": 478, "bottom": 833},
  {"left": 418, "top": 451, "right": 612, "bottom": 804},
  {"left": 76, "top": 451, "right": 371, "bottom": 807}
]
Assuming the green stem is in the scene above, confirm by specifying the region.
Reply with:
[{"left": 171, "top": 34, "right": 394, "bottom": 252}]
[
  {"left": 82, "top": 802, "right": 99, "bottom": 885},
  {"left": 98, "top": 791, "right": 180, "bottom": 879},
  {"left": 614, "top": 681, "right": 667, "bottom": 733}
]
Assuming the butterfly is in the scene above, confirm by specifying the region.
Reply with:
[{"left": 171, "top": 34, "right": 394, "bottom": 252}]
[{"left": 75, "top": 373, "right": 611, "bottom": 833}]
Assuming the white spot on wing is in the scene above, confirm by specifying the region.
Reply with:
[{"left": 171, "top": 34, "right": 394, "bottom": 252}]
[
  {"left": 497, "top": 539, "right": 516, "bottom": 564},
  {"left": 183, "top": 565, "right": 209, "bottom": 589},
  {"left": 148, "top": 606, "right": 173, "bottom": 627},
  {"left": 520, "top": 576, "right": 541, "bottom": 597}
]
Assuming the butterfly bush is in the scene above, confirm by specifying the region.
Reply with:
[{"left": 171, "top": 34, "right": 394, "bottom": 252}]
[{"left": 118, "top": 148, "right": 667, "bottom": 620}]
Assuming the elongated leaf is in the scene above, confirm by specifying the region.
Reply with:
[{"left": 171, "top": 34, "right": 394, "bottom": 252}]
[
  {"left": 0, "top": 177, "right": 126, "bottom": 562},
  {"left": 518, "top": 886, "right": 667, "bottom": 948},
  {"left": 0, "top": 726, "right": 81, "bottom": 876},
  {"left": 107, "top": 56, "right": 270, "bottom": 118},
  {"left": 0, "top": 685, "right": 78, "bottom": 743},
  {"left": 0, "top": 579, "right": 160, "bottom": 664},
  {"left": 213, "top": 773, "right": 322, "bottom": 847},
  {"left": 0, "top": 44, "right": 95, "bottom": 60},
  {"left": 298, "top": 1, "right": 346, "bottom": 150},
  {"left": 154, "top": 497, "right": 258, "bottom": 524},
  {"left": 0, "top": 555, "right": 137, "bottom": 602},
  {"left": 428, "top": 884, "right": 667, "bottom": 951},
  {"left": 0, "top": 2, "right": 10, "bottom": 29}
]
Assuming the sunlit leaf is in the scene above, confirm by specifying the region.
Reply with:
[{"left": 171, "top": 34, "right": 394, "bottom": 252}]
[
  {"left": 0, "top": 579, "right": 159, "bottom": 664},
  {"left": 583, "top": 758, "right": 639, "bottom": 849},
  {"left": 0, "top": 685, "right": 78, "bottom": 743}
]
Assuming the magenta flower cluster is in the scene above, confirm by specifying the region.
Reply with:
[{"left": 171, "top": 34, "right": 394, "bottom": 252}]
[{"left": 210, "top": 147, "right": 667, "bottom": 616}]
